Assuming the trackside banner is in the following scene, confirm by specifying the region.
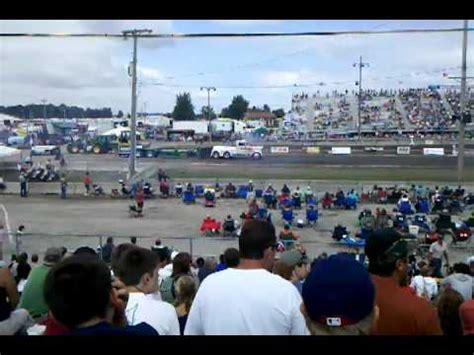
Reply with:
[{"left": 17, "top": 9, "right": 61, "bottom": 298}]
[
  {"left": 397, "top": 146, "right": 411, "bottom": 155},
  {"left": 270, "top": 147, "right": 289, "bottom": 154},
  {"left": 423, "top": 148, "right": 444, "bottom": 156},
  {"left": 331, "top": 147, "right": 351, "bottom": 155}
]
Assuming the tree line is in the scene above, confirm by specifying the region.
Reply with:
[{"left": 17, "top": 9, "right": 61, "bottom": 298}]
[
  {"left": 0, "top": 104, "right": 114, "bottom": 119},
  {"left": 171, "top": 93, "right": 286, "bottom": 121}
]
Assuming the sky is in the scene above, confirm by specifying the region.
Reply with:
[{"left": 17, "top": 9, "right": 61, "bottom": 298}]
[{"left": 0, "top": 20, "right": 472, "bottom": 116}]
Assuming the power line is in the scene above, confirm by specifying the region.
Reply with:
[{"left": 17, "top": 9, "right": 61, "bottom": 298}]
[{"left": 0, "top": 27, "right": 471, "bottom": 39}]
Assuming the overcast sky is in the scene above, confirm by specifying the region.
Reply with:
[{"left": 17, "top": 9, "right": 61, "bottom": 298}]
[{"left": 0, "top": 20, "right": 472, "bottom": 115}]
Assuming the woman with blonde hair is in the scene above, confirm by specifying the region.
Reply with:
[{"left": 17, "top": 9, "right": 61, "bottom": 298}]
[{"left": 174, "top": 275, "right": 197, "bottom": 335}]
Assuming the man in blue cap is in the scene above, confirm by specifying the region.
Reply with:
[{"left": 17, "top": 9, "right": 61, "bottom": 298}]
[{"left": 300, "top": 255, "right": 378, "bottom": 335}]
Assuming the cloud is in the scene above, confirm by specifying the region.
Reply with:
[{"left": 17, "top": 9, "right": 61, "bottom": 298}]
[{"left": 0, "top": 20, "right": 175, "bottom": 112}]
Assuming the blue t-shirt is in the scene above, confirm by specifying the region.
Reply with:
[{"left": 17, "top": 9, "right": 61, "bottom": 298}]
[
  {"left": 70, "top": 321, "right": 158, "bottom": 336},
  {"left": 216, "top": 263, "right": 227, "bottom": 272}
]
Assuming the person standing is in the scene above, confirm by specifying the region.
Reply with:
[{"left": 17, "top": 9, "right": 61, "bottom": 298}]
[
  {"left": 185, "top": 220, "right": 308, "bottom": 335},
  {"left": 364, "top": 229, "right": 442, "bottom": 335},
  {"left": 135, "top": 187, "right": 145, "bottom": 215},
  {"left": 19, "top": 173, "right": 27, "bottom": 198},
  {"left": 60, "top": 175, "right": 67, "bottom": 199},
  {"left": 429, "top": 235, "right": 449, "bottom": 278},
  {"left": 83, "top": 171, "right": 92, "bottom": 196}
]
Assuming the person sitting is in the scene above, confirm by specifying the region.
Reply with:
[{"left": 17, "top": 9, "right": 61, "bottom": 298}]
[
  {"left": 292, "top": 187, "right": 302, "bottom": 209},
  {"left": 223, "top": 215, "right": 237, "bottom": 236},
  {"left": 279, "top": 225, "right": 299, "bottom": 250},
  {"left": 398, "top": 195, "right": 413, "bottom": 215},
  {"left": 175, "top": 182, "right": 183, "bottom": 197},
  {"left": 186, "top": 182, "right": 194, "bottom": 194},
  {"left": 224, "top": 182, "right": 236, "bottom": 198},
  {"left": 434, "top": 210, "right": 455, "bottom": 234},
  {"left": 304, "top": 186, "right": 314, "bottom": 204},
  {"left": 321, "top": 192, "right": 333, "bottom": 209},
  {"left": 248, "top": 197, "right": 259, "bottom": 216},
  {"left": 159, "top": 180, "right": 169, "bottom": 197},
  {"left": 0, "top": 176, "right": 6, "bottom": 191},
  {"left": 143, "top": 182, "right": 153, "bottom": 198},
  {"left": 464, "top": 212, "right": 474, "bottom": 228},
  {"left": 119, "top": 179, "right": 130, "bottom": 197},
  {"left": 263, "top": 185, "right": 277, "bottom": 209},
  {"left": 281, "top": 184, "right": 290, "bottom": 196},
  {"left": 43, "top": 255, "right": 157, "bottom": 335},
  {"left": 464, "top": 193, "right": 474, "bottom": 206},
  {"left": 200, "top": 216, "right": 221, "bottom": 235},
  {"left": 335, "top": 190, "right": 346, "bottom": 208},
  {"left": 306, "top": 205, "right": 318, "bottom": 225}
]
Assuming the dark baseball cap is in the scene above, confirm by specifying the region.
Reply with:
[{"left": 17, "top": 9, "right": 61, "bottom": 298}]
[
  {"left": 365, "top": 229, "right": 408, "bottom": 262},
  {"left": 302, "top": 255, "right": 375, "bottom": 327}
]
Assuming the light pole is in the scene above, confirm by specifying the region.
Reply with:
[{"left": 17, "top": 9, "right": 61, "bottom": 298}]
[
  {"left": 353, "top": 56, "right": 370, "bottom": 141},
  {"left": 122, "top": 29, "right": 152, "bottom": 180},
  {"left": 457, "top": 20, "right": 469, "bottom": 183},
  {"left": 200, "top": 86, "right": 216, "bottom": 143}
]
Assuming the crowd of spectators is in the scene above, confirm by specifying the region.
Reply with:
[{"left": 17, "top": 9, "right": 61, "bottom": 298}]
[{"left": 0, "top": 217, "right": 473, "bottom": 336}]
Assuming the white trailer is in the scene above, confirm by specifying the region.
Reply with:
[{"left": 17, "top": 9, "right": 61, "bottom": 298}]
[{"left": 172, "top": 120, "right": 209, "bottom": 134}]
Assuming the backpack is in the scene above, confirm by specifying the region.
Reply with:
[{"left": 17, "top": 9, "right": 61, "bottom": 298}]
[{"left": 160, "top": 276, "right": 177, "bottom": 304}]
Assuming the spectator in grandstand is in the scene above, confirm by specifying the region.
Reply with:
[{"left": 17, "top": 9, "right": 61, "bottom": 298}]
[
  {"left": 30, "top": 254, "right": 39, "bottom": 269},
  {"left": 223, "top": 248, "right": 240, "bottom": 269},
  {"left": 365, "top": 229, "right": 442, "bottom": 335},
  {"left": 100, "top": 237, "right": 115, "bottom": 264},
  {"left": 117, "top": 247, "right": 180, "bottom": 335},
  {"left": 460, "top": 298, "right": 474, "bottom": 335},
  {"left": 184, "top": 219, "right": 308, "bottom": 335},
  {"left": 215, "top": 254, "right": 227, "bottom": 272},
  {"left": 15, "top": 252, "right": 31, "bottom": 287},
  {"left": 197, "top": 256, "right": 217, "bottom": 283},
  {"left": 441, "top": 271, "right": 473, "bottom": 302},
  {"left": 301, "top": 254, "right": 377, "bottom": 335},
  {"left": 409, "top": 261, "right": 438, "bottom": 301},
  {"left": 0, "top": 267, "right": 33, "bottom": 335},
  {"left": 161, "top": 252, "right": 195, "bottom": 304},
  {"left": 44, "top": 255, "right": 157, "bottom": 335},
  {"left": 19, "top": 247, "right": 62, "bottom": 320},
  {"left": 435, "top": 288, "right": 464, "bottom": 336},
  {"left": 278, "top": 250, "right": 310, "bottom": 295},
  {"left": 158, "top": 250, "right": 177, "bottom": 286},
  {"left": 174, "top": 275, "right": 197, "bottom": 335}
]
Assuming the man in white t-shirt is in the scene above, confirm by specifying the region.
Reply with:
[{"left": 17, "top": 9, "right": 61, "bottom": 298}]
[
  {"left": 116, "top": 247, "right": 180, "bottom": 335},
  {"left": 410, "top": 262, "right": 438, "bottom": 300},
  {"left": 184, "top": 219, "right": 308, "bottom": 335},
  {"left": 429, "top": 235, "right": 449, "bottom": 278}
]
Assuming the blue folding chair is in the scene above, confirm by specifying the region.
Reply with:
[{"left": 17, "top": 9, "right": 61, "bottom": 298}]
[
  {"left": 292, "top": 196, "right": 302, "bottom": 209},
  {"left": 417, "top": 198, "right": 430, "bottom": 214},
  {"left": 400, "top": 201, "right": 414, "bottom": 215},
  {"left": 238, "top": 185, "right": 249, "bottom": 199},
  {"left": 345, "top": 197, "right": 357, "bottom": 210},
  {"left": 335, "top": 196, "right": 346, "bottom": 208},
  {"left": 306, "top": 208, "right": 318, "bottom": 225},
  {"left": 282, "top": 209, "right": 294, "bottom": 224},
  {"left": 195, "top": 185, "right": 204, "bottom": 197},
  {"left": 183, "top": 190, "right": 195, "bottom": 204},
  {"left": 255, "top": 189, "right": 263, "bottom": 198}
]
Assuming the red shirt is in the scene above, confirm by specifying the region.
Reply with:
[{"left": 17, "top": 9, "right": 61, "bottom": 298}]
[
  {"left": 135, "top": 190, "right": 145, "bottom": 204},
  {"left": 371, "top": 275, "right": 442, "bottom": 335},
  {"left": 83, "top": 176, "right": 92, "bottom": 186}
]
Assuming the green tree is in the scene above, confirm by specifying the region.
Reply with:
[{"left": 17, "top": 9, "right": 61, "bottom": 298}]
[
  {"left": 172, "top": 92, "right": 195, "bottom": 121},
  {"left": 272, "top": 108, "right": 286, "bottom": 118},
  {"left": 117, "top": 110, "right": 124, "bottom": 118},
  {"left": 221, "top": 95, "right": 249, "bottom": 120},
  {"left": 201, "top": 106, "right": 217, "bottom": 120},
  {"left": 263, "top": 104, "right": 271, "bottom": 112}
]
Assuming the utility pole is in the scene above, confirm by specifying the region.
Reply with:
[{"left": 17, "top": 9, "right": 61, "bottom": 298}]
[
  {"left": 201, "top": 86, "right": 216, "bottom": 143},
  {"left": 122, "top": 29, "right": 152, "bottom": 180},
  {"left": 41, "top": 99, "right": 47, "bottom": 120},
  {"left": 353, "top": 56, "right": 369, "bottom": 141},
  {"left": 458, "top": 20, "right": 469, "bottom": 183}
]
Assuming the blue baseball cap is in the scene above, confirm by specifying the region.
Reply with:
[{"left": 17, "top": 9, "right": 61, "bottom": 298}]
[{"left": 302, "top": 255, "right": 375, "bottom": 327}]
